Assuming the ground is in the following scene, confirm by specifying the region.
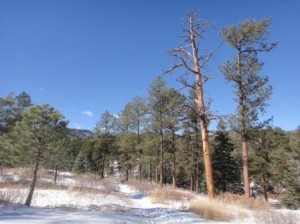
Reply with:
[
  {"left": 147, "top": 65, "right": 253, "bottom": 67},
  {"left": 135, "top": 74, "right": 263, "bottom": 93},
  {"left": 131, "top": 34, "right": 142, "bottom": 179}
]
[{"left": 0, "top": 169, "right": 299, "bottom": 224}]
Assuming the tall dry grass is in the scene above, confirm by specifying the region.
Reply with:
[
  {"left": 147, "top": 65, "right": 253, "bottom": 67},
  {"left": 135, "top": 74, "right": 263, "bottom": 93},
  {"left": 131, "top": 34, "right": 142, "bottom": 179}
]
[
  {"left": 149, "top": 186, "right": 194, "bottom": 204},
  {"left": 189, "top": 199, "right": 234, "bottom": 222},
  {"left": 218, "top": 192, "right": 271, "bottom": 210},
  {"left": 254, "top": 210, "right": 300, "bottom": 224},
  {"left": 126, "top": 179, "right": 157, "bottom": 194}
]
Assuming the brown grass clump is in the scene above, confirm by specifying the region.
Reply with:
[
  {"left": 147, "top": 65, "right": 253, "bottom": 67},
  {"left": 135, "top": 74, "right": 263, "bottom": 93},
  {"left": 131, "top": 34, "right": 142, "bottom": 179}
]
[
  {"left": 218, "top": 192, "right": 271, "bottom": 210},
  {"left": 254, "top": 210, "right": 300, "bottom": 224},
  {"left": 189, "top": 199, "right": 234, "bottom": 222},
  {"left": 149, "top": 187, "right": 194, "bottom": 204}
]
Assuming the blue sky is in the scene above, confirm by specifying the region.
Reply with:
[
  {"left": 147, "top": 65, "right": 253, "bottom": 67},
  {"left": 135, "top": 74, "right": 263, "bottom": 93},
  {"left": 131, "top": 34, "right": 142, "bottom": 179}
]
[{"left": 0, "top": 0, "right": 299, "bottom": 131}]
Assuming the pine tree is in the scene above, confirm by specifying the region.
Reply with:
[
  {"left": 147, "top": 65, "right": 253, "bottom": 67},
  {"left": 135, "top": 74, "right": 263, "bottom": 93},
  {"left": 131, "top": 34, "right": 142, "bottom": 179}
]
[
  {"left": 267, "top": 127, "right": 300, "bottom": 209},
  {"left": 94, "top": 111, "right": 116, "bottom": 178},
  {"left": 12, "top": 104, "right": 67, "bottom": 206},
  {"left": 212, "top": 131, "right": 241, "bottom": 193},
  {"left": 221, "top": 19, "right": 276, "bottom": 197}
]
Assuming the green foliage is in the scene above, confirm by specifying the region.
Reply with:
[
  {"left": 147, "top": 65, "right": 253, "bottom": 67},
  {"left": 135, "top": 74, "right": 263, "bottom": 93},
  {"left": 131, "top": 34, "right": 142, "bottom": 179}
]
[
  {"left": 12, "top": 104, "right": 68, "bottom": 160},
  {"left": 212, "top": 131, "right": 241, "bottom": 193},
  {"left": 221, "top": 19, "right": 276, "bottom": 131},
  {"left": 0, "top": 92, "right": 32, "bottom": 133},
  {"left": 266, "top": 127, "right": 300, "bottom": 209}
]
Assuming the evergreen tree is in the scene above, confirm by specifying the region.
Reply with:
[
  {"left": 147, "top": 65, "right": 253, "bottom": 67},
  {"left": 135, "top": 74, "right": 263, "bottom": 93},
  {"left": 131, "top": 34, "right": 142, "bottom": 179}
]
[
  {"left": 116, "top": 103, "right": 138, "bottom": 181},
  {"left": 0, "top": 92, "right": 32, "bottom": 133},
  {"left": 212, "top": 131, "right": 241, "bottom": 193},
  {"left": 128, "top": 96, "right": 148, "bottom": 182},
  {"left": 267, "top": 127, "right": 300, "bottom": 209},
  {"left": 12, "top": 104, "right": 67, "bottom": 206},
  {"left": 147, "top": 76, "right": 169, "bottom": 187},
  {"left": 94, "top": 111, "right": 116, "bottom": 178},
  {"left": 164, "top": 88, "right": 185, "bottom": 188},
  {"left": 221, "top": 19, "right": 276, "bottom": 197}
]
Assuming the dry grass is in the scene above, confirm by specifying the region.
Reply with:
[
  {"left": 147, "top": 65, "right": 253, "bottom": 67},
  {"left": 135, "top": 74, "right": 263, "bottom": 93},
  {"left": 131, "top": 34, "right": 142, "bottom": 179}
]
[
  {"left": 126, "top": 179, "right": 157, "bottom": 194},
  {"left": 149, "top": 186, "right": 194, "bottom": 204},
  {"left": 254, "top": 210, "right": 300, "bottom": 224},
  {"left": 189, "top": 199, "right": 234, "bottom": 222},
  {"left": 0, "top": 184, "right": 25, "bottom": 204},
  {"left": 218, "top": 192, "right": 271, "bottom": 210}
]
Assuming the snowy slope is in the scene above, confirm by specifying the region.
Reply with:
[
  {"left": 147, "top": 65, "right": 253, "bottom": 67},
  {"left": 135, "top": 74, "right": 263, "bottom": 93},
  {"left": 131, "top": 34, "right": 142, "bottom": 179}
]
[{"left": 0, "top": 170, "right": 298, "bottom": 224}]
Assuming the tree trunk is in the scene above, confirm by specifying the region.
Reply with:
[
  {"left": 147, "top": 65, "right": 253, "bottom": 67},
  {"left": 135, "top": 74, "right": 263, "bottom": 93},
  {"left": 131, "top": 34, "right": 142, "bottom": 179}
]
[
  {"left": 242, "top": 139, "right": 250, "bottom": 197},
  {"left": 0, "top": 163, "right": 3, "bottom": 176},
  {"left": 139, "top": 150, "right": 142, "bottom": 182},
  {"left": 196, "top": 160, "right": 200, "bottom": 193},
  {"left": 25, "top": 155, "right": 40, "bottom": 206},
  {"left": 194, "top": 68, "right": 215, "bottom": 198},
  {"left": 189, "top": 16, "right": 214, "bottom": 199},
  {"left": 54, "top": 165, "right": 58, "bottom": 184},
  {"left": 125, "top": 148, "right": 129, "bottom": 181},
  {"left": 201, "top": 126, "right": 215, "bottom": 199},
  {"left": 160, "top": 127, "right": 164, "bottom": 188},
  {"left": 259, "top": 129, "right": 268, "bottom": 201},
  {"left": 101, "top": 153, "right": 105, "bottom": 179},
  {"left": 137, "top": 124, "right": 142, "bottom": 182},
  {"left": 261, "top": 163, "right": 268, "bottom": 201},
  {"left": 172, "top": 129, "right": 176, "bottom": 188},
  {"left": 149, "top": 159, "right": 153, "bottom": 184},
  {"left": 190, "top": 175, "right": 194, "bottom": 191},
  {"left": 237, "top": 52, "right": 250, "bottom": 198}
]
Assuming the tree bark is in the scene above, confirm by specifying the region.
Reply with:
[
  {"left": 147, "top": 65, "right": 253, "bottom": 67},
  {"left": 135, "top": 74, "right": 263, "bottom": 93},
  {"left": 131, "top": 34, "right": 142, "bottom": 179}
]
[
  {"left": 259, "top": 129, "right": 268, "bottom": 201},
  {"left": 54, "top": 165, "right": 58, "bottom": 184},
  {"left": 160, "top": 127, "right": 164, "bottom": 188},
  {"left": 25, "top": 152, "right": 41, "bottom": 206},
  {"left": 196, "top": 159, "right": 200, "bottom": 193},
  {"left": 238, "top": 52, "right": 250, "bottom": 197},
  {"left": 242, "top": 138, "right": 250, "bottom": 197},
  {"left": 149, "top": 158, "right": 153, "bottom": 184},
  {"left": 125, "top": 148, "right": 129, "bottom": 181},
  {"left": 190, "top": 175, "right": 194, "bottom": 191},
  {"left": 189, "top": 16, "right": 214, "bottom": 199},
  {"left": 172, "top": 129, "right": 176, "bottom": 188}
]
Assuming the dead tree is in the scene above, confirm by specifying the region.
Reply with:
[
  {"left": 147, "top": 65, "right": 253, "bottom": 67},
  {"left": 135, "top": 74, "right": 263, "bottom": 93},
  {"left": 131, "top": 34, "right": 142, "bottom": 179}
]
[{"left": 166, "top": 12, "right": 215, "bottom": 199}]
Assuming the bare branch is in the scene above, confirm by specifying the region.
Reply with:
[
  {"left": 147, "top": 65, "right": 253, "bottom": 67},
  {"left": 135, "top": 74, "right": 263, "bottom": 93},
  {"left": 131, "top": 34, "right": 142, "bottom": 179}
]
[{"left": 164, "top": 63, "right": 182, "bottom": 74}]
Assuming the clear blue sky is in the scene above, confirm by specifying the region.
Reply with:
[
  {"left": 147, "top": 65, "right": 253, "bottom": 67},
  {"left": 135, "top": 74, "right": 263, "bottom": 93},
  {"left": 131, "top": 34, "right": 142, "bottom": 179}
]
[{"left": 0, "top": 0, "right": 299, "bottom": 131}]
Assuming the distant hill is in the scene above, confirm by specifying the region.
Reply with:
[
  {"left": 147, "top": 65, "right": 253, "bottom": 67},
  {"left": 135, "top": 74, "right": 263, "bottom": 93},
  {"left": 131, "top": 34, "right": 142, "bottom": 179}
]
[{"left": 68, "top": 128, "right": 93, "bottom": 138}]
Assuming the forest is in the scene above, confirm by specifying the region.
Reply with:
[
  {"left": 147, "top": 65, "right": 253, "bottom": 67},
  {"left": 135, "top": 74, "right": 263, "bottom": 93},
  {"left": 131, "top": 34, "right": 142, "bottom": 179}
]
[{"left": 0, "top": 13, "right": 299, "bottom": 210}]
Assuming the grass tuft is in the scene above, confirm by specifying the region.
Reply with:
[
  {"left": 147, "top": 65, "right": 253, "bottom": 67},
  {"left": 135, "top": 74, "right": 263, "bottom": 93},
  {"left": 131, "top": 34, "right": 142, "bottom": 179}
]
[
  {"left": 149, "top": 187, "right": 194, "bottom": 204},
  {"left": 189, "top": 199, "right": 234, "bottom": 221}
]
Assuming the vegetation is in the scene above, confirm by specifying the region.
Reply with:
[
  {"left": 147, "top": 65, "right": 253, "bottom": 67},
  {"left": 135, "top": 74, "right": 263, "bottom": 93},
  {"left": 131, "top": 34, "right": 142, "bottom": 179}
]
[{"left": 0, "top": 11, "right": 299, "bottom": 210}]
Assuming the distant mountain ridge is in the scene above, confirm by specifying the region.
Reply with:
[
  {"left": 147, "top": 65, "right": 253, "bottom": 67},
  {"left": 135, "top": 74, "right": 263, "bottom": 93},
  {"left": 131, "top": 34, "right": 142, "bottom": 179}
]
[{"left": 68, "top": 128, "right": 93, "bottom": 138}]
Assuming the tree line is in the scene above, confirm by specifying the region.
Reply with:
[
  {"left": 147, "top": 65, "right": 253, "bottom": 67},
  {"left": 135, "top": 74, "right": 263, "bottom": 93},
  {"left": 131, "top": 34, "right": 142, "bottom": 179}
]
[{"left": 0, "top": 12, "right": 299, "bottom": 209}]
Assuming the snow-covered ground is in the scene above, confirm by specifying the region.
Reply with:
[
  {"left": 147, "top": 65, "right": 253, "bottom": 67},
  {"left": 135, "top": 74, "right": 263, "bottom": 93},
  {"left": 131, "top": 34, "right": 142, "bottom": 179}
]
[{"left": 0, "top": 170, "right": 299, "bottom": 224}]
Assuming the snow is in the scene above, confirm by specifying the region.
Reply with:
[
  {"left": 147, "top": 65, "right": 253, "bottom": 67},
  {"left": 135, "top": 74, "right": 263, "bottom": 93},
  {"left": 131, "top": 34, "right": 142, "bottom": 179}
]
[{"left": 0, "top": 171, "right": 299, "bottom": 224}]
